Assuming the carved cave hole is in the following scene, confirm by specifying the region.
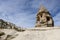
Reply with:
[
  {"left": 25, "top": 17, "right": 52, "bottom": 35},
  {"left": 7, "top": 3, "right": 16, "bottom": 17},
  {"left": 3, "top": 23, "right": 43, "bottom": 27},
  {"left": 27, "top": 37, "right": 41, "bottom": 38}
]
[{"left": 46, "top": 17, "right": 50, "bottom": 21}]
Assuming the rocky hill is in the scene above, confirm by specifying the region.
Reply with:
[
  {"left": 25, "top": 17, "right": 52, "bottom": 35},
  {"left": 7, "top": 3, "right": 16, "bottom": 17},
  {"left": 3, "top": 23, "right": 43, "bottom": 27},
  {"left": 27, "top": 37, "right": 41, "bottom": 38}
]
[
  {"left": 0, "top": 19, "right": 16, "bottom": 29},
  {"left": 0, "top": 19, "right": 25, "bottom": 31}
]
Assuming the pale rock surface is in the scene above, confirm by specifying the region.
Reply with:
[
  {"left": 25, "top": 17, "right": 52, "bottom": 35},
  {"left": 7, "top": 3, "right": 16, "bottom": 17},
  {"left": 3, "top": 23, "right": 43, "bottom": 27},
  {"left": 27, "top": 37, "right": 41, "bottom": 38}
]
[
  {"left": 0, "top": 27, "right": 60, "bottom": 40},
  {"left": 35, "top": 6, "right": 54, "bottom": 27}
]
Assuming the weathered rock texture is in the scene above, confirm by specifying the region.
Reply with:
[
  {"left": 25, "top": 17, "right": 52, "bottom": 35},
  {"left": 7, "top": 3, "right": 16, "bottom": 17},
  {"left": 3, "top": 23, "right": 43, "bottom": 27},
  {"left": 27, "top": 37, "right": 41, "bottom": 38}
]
[
  {"left": 0, "top": 19, "right": 25, "bottom": 31},
  {"left": 0, "top": 27, "right": 60, "bottom": 40},
  {"left": 0, "top": 19, "right": 16, "bottom": 29},
  {"left": 35, "top": 6, "right": 54, "bottom": 27}
]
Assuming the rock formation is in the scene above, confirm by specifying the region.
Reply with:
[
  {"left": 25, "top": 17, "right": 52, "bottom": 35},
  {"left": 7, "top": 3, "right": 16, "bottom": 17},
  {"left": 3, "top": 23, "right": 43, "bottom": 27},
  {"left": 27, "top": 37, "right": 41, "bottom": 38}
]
[
  {"left": 35, "top": 6, "right": 54, "bottom": 27},
  {"left": 0, "top": 6, "right": 57, "bottom": 40},
  {"left": 0, "top": 19, "right": 25, "bottom": 31},
  {"left": 0, "top": 19, "right": 15, "bottom": 29},
  {"left": 0, "top": 19, "right": 25, "bottom": 40},
  {"left": 0, "top": 27, "right": 60, "bottom": 40},
  {"left": 0, "top": 29, "right": 18, "bottom": 40}
]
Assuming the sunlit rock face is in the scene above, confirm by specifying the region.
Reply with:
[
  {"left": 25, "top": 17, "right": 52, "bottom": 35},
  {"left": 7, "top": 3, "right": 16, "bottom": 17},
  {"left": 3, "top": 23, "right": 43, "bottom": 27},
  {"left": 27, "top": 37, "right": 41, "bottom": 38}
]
[
  {"left": 0, "top": 19, "right": 16, "bottom": 29},
  {"left": 0, "top": 27, "right": 60, "bottom": 40},
  {"left": 35, "top": 6, "right": 54, "bottom": 27},
  {"left": 0, "top": 19, "right": 25, "bottom": 31},
  {"left": 0, "top": 19, "right": 25, "bottom": 40},
  {"left": 0, "top": 29, "right": 18, "bottom": 40}
]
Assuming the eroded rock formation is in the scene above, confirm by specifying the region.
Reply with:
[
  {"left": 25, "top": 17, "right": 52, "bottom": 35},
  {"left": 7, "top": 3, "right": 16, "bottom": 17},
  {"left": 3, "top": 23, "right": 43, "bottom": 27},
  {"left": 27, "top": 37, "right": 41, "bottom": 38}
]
[
  {"left": 0, "top": 19, "right": 25, "bottom": 40},
  {"left": 0, "top": 19, "right": 25, "bottom": 31},
  {"left": 35, "top": 6, "right": 54, "bottom": 27}
]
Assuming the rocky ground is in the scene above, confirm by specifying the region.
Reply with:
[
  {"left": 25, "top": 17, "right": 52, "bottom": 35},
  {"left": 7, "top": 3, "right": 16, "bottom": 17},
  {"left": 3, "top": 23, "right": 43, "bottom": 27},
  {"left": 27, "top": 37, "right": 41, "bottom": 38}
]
[
  {"left": 0, "top": 19, "right": 60, "bottom": 40},
  {"left": 0, "top": 27, "right": 60, "bottom": 40},
  {"left": 0, "top": 19, "right": 25, "bottom": 40}
]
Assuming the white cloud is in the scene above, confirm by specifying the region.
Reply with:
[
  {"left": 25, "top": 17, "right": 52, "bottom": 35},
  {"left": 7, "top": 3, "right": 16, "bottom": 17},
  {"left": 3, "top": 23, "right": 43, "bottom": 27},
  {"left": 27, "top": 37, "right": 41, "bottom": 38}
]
[{"left": 0, "top": 0, "right": 60, "bottom": 28}]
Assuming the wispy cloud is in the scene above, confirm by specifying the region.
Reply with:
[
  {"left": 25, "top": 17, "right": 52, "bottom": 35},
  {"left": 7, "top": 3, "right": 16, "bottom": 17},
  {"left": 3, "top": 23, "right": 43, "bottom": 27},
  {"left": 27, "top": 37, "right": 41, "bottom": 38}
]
[{"left": 0, "top": 0, "right": 60, "bottom": 28}]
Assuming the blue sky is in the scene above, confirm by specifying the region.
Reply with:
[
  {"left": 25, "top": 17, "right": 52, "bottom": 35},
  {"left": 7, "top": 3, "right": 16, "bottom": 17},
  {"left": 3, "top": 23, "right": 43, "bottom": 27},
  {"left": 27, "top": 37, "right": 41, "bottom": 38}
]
[{"left": 0, "top": 0, "right": 60, "bottom": 28}]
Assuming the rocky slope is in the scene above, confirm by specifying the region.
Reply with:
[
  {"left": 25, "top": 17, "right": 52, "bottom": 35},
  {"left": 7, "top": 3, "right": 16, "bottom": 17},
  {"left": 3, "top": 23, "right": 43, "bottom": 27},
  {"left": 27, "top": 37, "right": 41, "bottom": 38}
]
[
  {"left": 0, "top": 27, "right": 60, "bottom": 40},
  {"left": 0, "top": 19, "right": 60, "bottom": 40},
  {"left": 0, "top": 19, "right": 18, "bottom": 29},
  {"left": 0, "top": 19, "right": 25, "bottom": 31},
  {"left": 0, "top": 19, "right": 25, "bottom": 40}
]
